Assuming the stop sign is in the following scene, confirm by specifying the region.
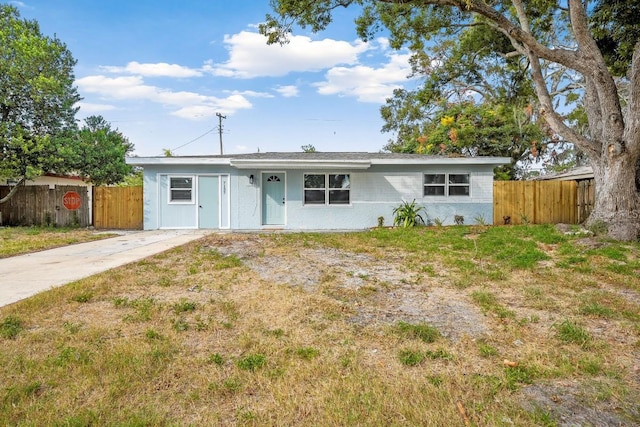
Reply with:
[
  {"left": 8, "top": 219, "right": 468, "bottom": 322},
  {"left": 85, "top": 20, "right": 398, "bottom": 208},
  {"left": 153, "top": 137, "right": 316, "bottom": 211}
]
[{"left": 62, "top": 191, "right": 82, "bottom": 210}]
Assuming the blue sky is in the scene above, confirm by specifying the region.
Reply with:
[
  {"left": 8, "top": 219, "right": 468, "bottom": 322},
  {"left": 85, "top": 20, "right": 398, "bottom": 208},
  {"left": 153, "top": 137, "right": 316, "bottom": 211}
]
[{"left": 12, "top": 0, "right": 416, "bottom": 156}]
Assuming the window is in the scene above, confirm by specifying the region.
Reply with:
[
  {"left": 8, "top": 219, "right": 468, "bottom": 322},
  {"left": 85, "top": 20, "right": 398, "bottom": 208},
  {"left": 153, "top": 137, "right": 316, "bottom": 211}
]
[
  {"left": 424, "top": 173, "right": 470, "bottom": 197},
  {"left": 304, "top": 173, "right": 350, "bottom": 205},
  {"left": 169, "top": 177, "right": 193, "bottom": 203}
]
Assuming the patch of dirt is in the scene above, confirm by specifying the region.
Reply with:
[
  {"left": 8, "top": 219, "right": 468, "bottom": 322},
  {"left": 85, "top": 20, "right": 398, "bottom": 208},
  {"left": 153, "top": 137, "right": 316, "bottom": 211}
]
[
  {"left": 518, "top": 379, "right": 640, "bottom": 427},
  {"left": 209, "top": 235, "right": 489, "bottom": 341}
]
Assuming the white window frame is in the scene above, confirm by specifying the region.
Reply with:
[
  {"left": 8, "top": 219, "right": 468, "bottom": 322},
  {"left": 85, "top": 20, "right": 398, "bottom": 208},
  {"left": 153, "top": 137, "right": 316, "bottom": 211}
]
[
  {"left": 303, "top": 173, "right": 351, "bottom": 206},
  {"left": 168, "top": 176, "right": 195, "bottom": 204},
  {"left": 423, "top": 173, "right": 470, "bottom": 197}
]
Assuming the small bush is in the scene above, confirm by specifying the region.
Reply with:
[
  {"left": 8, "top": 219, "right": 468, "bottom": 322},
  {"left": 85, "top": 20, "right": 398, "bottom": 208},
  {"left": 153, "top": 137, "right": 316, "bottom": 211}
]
[{"left": 393, "top": 200, "right": 426, "bottom": 228}]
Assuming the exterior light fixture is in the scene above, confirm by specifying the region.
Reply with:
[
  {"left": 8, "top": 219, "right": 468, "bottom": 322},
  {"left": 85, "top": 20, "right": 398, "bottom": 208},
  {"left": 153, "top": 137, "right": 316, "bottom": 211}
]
[{"left": 249, "top": 174, "right": 254, "bottom": 185}]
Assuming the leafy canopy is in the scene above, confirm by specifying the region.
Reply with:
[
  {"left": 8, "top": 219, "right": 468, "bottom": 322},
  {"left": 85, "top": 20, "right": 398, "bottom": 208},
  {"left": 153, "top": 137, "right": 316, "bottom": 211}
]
[
  {"left": 0, "top": 4, "right": 80, "bottom": 183},
  {"left": 1, "top": 5, "right": 135, "bottom": 201},
  {"left": 72, "top": 116, "right": 135, "bottom": 186}
]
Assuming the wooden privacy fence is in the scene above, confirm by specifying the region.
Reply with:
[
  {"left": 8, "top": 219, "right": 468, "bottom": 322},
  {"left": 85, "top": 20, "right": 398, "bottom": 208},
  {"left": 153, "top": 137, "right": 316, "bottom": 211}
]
[
  {"left": 493, "top": 180, "right": 594, "bottom": 225},
  {"left": 93, "top": 186, "right": 143, "bottom": 230},
  {"left": 0, "top": 185, "right": 90, "bottom": 227}
]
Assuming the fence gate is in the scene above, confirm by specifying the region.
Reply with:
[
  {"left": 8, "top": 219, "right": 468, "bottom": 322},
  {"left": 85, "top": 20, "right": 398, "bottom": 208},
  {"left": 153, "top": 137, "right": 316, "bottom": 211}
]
[
  {"left": 493, "top": 180, "right": 579, "bottom": 225},
  {"left": 93, "top": 186, "right": 143, "bottom": 229}
]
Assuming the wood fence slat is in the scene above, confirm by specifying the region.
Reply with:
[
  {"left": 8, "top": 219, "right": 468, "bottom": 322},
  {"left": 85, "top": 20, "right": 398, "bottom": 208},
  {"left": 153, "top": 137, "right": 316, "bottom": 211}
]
[
  {"left": 92, "top": 186, "right": 143, "bottom": 229},
  {"left": 0, "top": 185, "right": 90, "bottom": 227},
  {"left": 493, "top": 179, "right": 592, "bottom": 225}
]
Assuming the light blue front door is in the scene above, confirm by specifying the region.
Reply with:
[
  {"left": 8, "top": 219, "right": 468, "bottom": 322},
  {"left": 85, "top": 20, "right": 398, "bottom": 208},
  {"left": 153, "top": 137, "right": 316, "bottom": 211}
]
[
  {"left": 198, "top": 176, "right": 219, "bottom": 228},
  {"left": 262, "top": 173, "right": 285, "bottom": 225}
]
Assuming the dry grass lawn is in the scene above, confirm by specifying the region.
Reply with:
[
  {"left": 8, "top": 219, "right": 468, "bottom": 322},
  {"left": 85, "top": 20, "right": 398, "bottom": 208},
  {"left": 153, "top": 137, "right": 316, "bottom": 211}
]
[
  {"left": 0, "top": 226, "right": 114, "bottom": 258},
  {"left": 1, "top": 225, "right": 639, "bottom": 426}
]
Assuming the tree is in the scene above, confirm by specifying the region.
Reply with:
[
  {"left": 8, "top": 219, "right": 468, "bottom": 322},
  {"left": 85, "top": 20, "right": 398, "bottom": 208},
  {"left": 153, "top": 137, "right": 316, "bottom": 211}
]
[
  {"left": 72, "top": 116, "right": 134, "bottom": 185},
  {"left": 382, "top": 96, "right": 546, "bottom": 179},
  {"left": 301, "top": 144, "right": 317, "bottom": 152},
  {"left": 261, "top": 0, "right": 640, "bottom": 241},
  {"left": 0, "top": 5, "right": 81, "bottom": 203}
]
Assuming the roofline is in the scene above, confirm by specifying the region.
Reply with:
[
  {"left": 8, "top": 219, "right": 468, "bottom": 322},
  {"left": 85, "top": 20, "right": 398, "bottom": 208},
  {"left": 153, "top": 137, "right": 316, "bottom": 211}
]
[
  {"left": 370, "top": 156, "right": 510, "bottom": 165},
  {"left": 126, "top": 155, "right": 511, "bottom": 168},
  {"left": 126, "top": 157, "right": 232, "bottom": 166},
  {"left": 229, "top": 159, "right": 372, "bottom": 170}
]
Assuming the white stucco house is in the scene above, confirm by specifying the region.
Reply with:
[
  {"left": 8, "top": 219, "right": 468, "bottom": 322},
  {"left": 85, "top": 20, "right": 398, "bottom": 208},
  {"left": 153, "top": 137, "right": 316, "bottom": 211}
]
[{"left": 126, "top": 152, "right": 510, "bottom": 231}]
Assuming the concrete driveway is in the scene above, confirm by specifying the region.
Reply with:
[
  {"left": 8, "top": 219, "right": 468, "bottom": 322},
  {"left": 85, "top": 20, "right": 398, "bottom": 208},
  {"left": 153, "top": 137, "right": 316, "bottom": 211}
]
[{"left": 0, "top": 229, "right": 214, "bottom": 307}]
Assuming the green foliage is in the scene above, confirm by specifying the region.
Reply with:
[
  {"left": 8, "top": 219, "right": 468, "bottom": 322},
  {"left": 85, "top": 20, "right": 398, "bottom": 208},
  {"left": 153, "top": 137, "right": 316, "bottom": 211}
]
[
  {"left": 71, "top": 292, "right": 93, "bottom": 303},
  {"left": 0, "top": 7, "right": 134, "bottom": 198},
  {"left": 173, "top": 298, "right": 197, "bottom": 314},
  {"left": 383, "top": 100, "right": 546, "bottom": 179},
  {"left": 392, "top": 200, "right": 425, "bottom": 228},
  {"left": 236, "top": 354, "right": 266, "bottom": 371},
  {"left": 208, "top": 353, "right": 225, "bottom": 366},
  {"left": 71, "top": 116, "right": 134, "bottom": 185},
  {"left": 0, "top": 5, "right": 80, "bottom": 188},
  {"left": 591, "top": 0, "right": 640, "bottom": 76},
  {"left": 295, "top": 347, "right": 320, "bottom": 360},
  {"left": 555, "top": 320, "right": 592, "bottom": 348},
  {"left": 0, "top": 315, "right": 23, "bottom": 339},
  {"left": 301, "top": 144, "right": 316, "bottom": 153},
  {"left": 398, "top": 349, "right": 425, "bottom": 366},
  {"left": 394, "top": 321, "right": 440, "bottom": 343}
]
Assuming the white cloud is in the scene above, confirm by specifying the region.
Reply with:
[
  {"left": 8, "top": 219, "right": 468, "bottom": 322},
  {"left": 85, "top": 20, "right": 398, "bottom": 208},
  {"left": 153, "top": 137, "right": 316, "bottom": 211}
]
[
  {"left": 76, "top": 75, "right": 253, "bottom": 119},
  {"left": 226, "top": 90, "right": 274, "bottom": 98},
  {"left": 275, "top": 85, "right": 299, "bottom": 97},
  {"left": 207, "top": 31, "right": 371, "bottom": 78},
  {"left": 101, "top": 61, "right": 202, "bottom": 78},
  {"left": 313, "top": 52, "right": 413, "bottom": 103},
  {"left": 76, "top": 102, "right": 116, "bottom": 114}
]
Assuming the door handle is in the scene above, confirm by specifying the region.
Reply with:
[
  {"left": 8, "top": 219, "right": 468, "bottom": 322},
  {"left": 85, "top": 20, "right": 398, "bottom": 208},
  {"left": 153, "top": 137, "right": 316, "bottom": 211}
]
[
  {"left": 282, "top": 198, "right": 285, "bottom": 205},
  {"left": 199, "top": 205, "right": 202, "bottom": 208}
]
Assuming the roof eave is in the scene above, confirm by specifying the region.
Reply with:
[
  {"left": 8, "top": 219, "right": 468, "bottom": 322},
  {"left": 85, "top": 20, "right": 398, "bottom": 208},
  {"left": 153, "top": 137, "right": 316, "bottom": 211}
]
[
  {"left": 230, "top": 159, "right": 372, "bottom": 170},
  {"left": 370, "top": 156, "right": 512, "bottom": 166},
  {"left": 126, "top": 157, "right": 232, "bottom": 166}
]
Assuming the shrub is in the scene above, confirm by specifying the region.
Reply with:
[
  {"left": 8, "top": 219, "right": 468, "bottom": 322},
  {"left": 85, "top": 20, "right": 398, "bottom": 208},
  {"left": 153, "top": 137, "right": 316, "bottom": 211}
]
[{"left": 393, "top": 200, "right": 426, "bottom": 228}]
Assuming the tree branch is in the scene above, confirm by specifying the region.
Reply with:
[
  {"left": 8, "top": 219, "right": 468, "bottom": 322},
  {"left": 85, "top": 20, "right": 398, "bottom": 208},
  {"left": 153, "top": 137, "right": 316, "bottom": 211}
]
[
  {"left": 509, "top": 0, "right": 598, "bottom": 158},
  {"left": 0, "top": 177, "right": 25, "bottom": 205}
]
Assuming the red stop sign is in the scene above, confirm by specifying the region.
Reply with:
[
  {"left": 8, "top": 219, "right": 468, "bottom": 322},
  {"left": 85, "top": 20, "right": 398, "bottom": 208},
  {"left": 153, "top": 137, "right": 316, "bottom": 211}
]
[{"left": 62, "top": 191, "right": 82, "bottom": 210}]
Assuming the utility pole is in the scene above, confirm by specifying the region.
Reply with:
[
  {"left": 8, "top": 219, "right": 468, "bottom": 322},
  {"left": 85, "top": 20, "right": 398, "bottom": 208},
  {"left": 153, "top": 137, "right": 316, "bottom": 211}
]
[{"left": 216, "top": 112, "right": 226, "bottom": 155}]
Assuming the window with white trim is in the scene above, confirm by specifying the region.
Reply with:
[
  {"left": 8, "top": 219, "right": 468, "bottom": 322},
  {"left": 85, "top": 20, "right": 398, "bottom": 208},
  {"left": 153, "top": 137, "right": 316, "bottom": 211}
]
[
  {"left": 304, "top": 173, "right": 350, "bottom": 205},
  {"left": 169, "top": 177, "right": 193, "bottom": 203},
  {"left": 424, "top": 173, "right": 470, "bottom": 196}
]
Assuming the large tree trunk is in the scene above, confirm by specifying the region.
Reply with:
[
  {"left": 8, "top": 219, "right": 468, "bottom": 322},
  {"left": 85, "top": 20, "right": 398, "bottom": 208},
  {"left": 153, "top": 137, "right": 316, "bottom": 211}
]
[{"left": 587, "top": 149, "right": 640, "bottom": 240}]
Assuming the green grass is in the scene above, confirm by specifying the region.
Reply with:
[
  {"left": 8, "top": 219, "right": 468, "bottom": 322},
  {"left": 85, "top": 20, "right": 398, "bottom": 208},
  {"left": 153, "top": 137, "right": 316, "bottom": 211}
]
[
  {"left": 555, "top": 320, "right": 592, "bottom": 348},
  {"left": 0, "top": 315, "right": 23, "bottom": 339},
  {"left": 393, "top": 321, "right": 441, "bottom": 343}
]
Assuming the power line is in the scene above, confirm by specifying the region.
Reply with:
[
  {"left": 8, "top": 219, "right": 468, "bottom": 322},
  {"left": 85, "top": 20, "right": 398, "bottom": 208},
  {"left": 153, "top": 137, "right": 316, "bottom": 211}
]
[{"left": 168, "top": 127, "right": 216, "bottom": 154}]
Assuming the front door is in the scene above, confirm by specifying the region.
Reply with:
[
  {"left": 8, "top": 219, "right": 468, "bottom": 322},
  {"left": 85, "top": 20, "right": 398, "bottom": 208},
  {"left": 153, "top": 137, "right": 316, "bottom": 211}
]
[
  {"left": 262, "top": 173, "right": 285, "bottom": 225},
  {"left": 198, "top": 176, "right": 219, "bottom": 228}
]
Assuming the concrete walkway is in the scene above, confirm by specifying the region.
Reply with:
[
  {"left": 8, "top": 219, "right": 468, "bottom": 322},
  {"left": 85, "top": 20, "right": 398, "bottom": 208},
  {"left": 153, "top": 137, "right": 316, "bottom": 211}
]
[{"left": 0, "top": 229, "right": 213, "bottom": 307}]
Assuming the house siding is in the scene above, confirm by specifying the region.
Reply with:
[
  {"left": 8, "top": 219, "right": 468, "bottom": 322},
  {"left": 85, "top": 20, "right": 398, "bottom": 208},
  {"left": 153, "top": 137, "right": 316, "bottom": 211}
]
[{"left": 141, "top": 162, "right": 496, "bottom": 230}]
